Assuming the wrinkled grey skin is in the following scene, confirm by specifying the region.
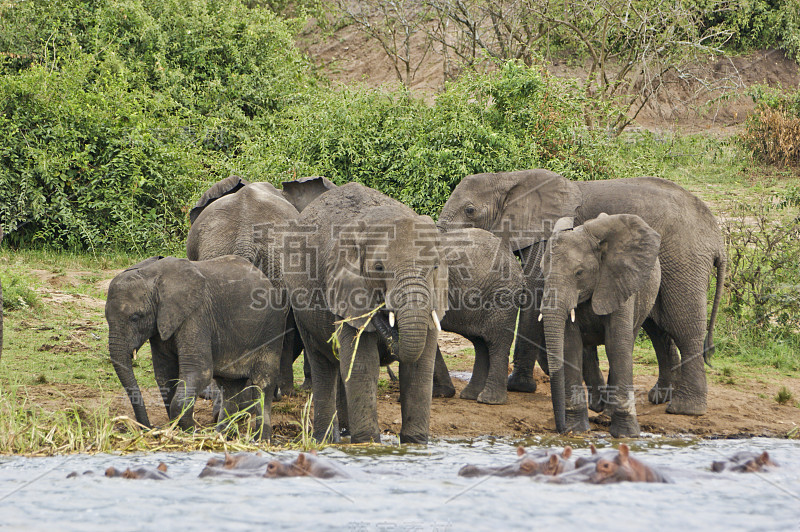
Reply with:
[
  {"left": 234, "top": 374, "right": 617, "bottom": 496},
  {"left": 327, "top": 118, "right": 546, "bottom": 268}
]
[
  {"left": 436, "top": 228, "right": 525, "bottom": 404},
  {"left": 439, "top": 170, "right": 726, "bottom": 417},
  {"left": 105, "top": 256, "right": 288, "bottom": 441},
  {"left": 285, "top": 183, "right": 448, "bottom": 444},
  {"left": 186, "top": 176, "right": 336, "bottom": 394},
  {"left": 541, "top": 214, "right": 662, "bottom": 437}
]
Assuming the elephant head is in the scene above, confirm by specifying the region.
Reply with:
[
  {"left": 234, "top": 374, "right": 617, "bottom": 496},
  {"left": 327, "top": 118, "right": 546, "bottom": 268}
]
[
  {"left": 539, "top": 213, "right": 661, "bottom": 432},
  {"left": 438, "top": 169, "right": 582, "bottom": 251},
  {"left": 325, "top": 208, "right": 448, "bottom": 364},
  {"left": 105, "top": 257, "right": 207, "bottom": 427}
]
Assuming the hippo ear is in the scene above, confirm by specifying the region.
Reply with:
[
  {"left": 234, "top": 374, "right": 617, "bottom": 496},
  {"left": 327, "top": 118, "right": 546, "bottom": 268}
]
[
  {"left": 519, "top": 459, "right": 536, "bottom": 474},
  {"left": 618, "top": 444, "right": 630, "bottom": 466},
  {"left": 549, "top": 454, "right": 559, "bottom": 467},
  {"left": 562, "top": 446, "right": 572, "bottom": 459},
  {"left": 517, "top": 446, "right": 526, "bottom": 457},
  {"left": 157, "top": 463, "right": 168, "bottom": 472},
  {"left": 757, "top": 451, "right": 770, "bottom": 465},
  {"left": 310, "top": 449, "right": 318, "bottom": 456},
  {"left": 590, "top": 444, "right": 597, "bottom": 455},
  {"left": 296, "top": 454, "right": 307, "bottom": 468}
]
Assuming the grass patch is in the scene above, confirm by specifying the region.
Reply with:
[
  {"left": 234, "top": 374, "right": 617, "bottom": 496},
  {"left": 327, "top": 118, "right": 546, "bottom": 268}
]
[{"left": 775, "top": 386, "right": 794, "bottom": 405}]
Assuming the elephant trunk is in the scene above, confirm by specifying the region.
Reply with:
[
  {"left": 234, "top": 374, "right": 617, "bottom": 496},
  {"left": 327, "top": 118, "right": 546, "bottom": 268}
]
[
  {"left": 542, "top": 298, "right": 571, "bottom": 434},
  {"left": 392, "top": 276, "right": 433, "bottom": 364},
  {"left": 109, "top": 334, "right": 151, "bottom": 428}
]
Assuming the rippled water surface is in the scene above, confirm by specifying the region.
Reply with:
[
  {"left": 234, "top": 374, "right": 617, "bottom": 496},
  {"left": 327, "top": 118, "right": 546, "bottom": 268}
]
[{"left": 1, "top": 437, "right": 798, "bottom": 531}]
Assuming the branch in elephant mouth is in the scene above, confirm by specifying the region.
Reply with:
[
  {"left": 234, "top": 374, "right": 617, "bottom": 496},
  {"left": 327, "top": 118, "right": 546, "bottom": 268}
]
[{"left": 329, "top": 302, "right": 386, "bottom": 383}]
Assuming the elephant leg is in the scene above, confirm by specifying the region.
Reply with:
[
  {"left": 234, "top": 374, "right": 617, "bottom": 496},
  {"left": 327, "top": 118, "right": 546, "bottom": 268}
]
[
  {"left": 336, "top": 376, "right": 350, "bottom": 436},
  {"left": 307, "top": 347, "right": 340, "bottom": 443},
  {"left": 338, "top": 327, "right": 381, "bottom": 444},
  {"left": 508, "top": 243, "right": 546, "bottom": 393},
  {"left": 605, "top": 310, "right": 640, "bottom": 438},
  {"left": 398, "top": 331, "right": 437, "bottom": 444},
  {"left": 214, "top": 377, "right": 246, "bottom": 430},
  {"left": 478, "top": 339, "right": 510, "bottom": 405},
  {"left": 460, "top": 338, "right": 488, "bottom": 401},
  {"left": 563, "top": 324, "right": 590, "bottom": 433},
  {"left": 301, "top": 352, "right": 312, "bottom": 390},
  {"left": 170, "top": 353, "right": 213, "bottom": 431},
  {"left": 277, "top": 312, "right": 300, "bottom": 398},
  {"left": 247, "top": 355, "right": 278, "bottom": 441},
  {"left": 582, "top": 345, "right": 605, "bottom": 413},
  {"left": 508, "top": 294, "right": 544, "bottom": 392},
  {"left": 666, "top": 333, "right": 708, "bottom": 416},
  {"left": 642, "top": 319, "right": 679, "bottom": 405},
  {"left": 151, "top": 345, "right": 179, "bottom": 419},
  {"left": 432, "top": 346, "right": 455, "bottom": 398}
]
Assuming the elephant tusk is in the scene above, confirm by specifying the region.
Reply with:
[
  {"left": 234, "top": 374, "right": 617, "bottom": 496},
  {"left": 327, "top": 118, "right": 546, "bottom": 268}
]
[
  {"left": 389, "top": 311, "right": 395, "bottom": 328},
  {"left": 538, "top": 313, "right": 543, "bottom": 322},
  {"left": 432, "top": 310, "right": 442, "bottom": 332},
  {"left": 132, "top": 349, "right": 138, "bottom": 360},
  {"left": 570, "top": 309, "right": 576, "bottom": 323}
]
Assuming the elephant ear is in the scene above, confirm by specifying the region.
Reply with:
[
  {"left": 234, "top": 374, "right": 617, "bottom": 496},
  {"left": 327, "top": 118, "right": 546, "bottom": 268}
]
[
  {"left": 123, "top": 256, "right": 164, "bottom": 273},
  {"left": 189, "top": 175, "right": 250, "bottom": 224},
  {"left": 491, "top": 170, "right": 582, "bottom": 251},
  {"left": 583, "top": 214, "right": 661, "bottom": 316},
  {"left": 281, "top": 176, "right": 337, "bottom": 213},
  {"left": 432, "top": 223, "right": 449, "bottom": 323},
  {"left": 325, "top": 222, "right": 375, "bottom": 331},
  {"left": 155, "top": 258, "right": 207, "bottom": 340}
]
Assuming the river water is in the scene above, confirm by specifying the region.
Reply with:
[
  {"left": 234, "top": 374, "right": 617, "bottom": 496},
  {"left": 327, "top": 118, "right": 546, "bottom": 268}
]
[{"left": 1, "top": 437, "right": 798, "bottom": 531}]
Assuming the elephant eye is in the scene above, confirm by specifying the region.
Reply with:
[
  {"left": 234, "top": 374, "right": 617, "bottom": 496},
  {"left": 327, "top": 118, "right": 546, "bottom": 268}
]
[
  {"left": 575, "top": 269, "right": 584, "bottom": 277},
  {"left": 464, "top": 205, "right": 476, "bottom": 217},
  {"left": 374, "top": 262, "right": 384, "bottom": 272},
  {"left": 130, "top": 313, "right": 141, "bottom": 322}
]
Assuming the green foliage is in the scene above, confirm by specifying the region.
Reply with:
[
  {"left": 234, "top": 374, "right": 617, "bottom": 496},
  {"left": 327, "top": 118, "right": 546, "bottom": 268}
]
[
  {"left": 693, "top": 0, "right": 800, "bottom": 60},
  {"left": 242, "top": 60, "right": 611, "bottom": 217},
  {"left": 775, "top": 386, "right": 794, "bottom": 404},
  {"left": 720, "top": 190, "right": 800, "bottom": 352},
  {"left": 0, "top": 270, "right": 39, "bottom": 311},
  {"left": 0, "top": 0, "right": 311, "bottom": 253}
]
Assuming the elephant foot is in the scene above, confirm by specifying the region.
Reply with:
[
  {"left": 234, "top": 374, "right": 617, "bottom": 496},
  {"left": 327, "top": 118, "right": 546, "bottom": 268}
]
[
  {"left": 648, "top": 382, "right": 673, "bottom": 405},
  {"left": 433, "top": 383, "right": 456, "bottom": 398},
  {"left": 609, "top": 413, "right": 640, "bottom": 438},
  {"left": 459, "top": 384, "right": 481, "bottom": 401},
  {"left": 477, "top": 388, "right": 508, "bottom": 405},
  {"left": 399, "top": 432, "right": 428, "bottom": 445},
  {"left": 350, "top": 432, "right": 381, "bottom": 444},
  {"left": 587, "top": 389, "right": 605, "bottom": 413},
  {"left": 666, "top": 392, "right": 707, "bottom": 416},
  {"left": 507, "top": 370, "right": 537, "bottom": 393},
  {"left": 300, "top": 378, "right": 312, "bottom": 391},
  {"left": 564, "top": 409, "right": 590, "bottom": 433}
]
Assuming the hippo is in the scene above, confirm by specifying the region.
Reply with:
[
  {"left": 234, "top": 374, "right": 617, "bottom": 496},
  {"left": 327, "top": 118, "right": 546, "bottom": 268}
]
[
  {"left": 265, "top": 451, "right": 352, "bottom": 479},
  {"left": 458, "top": 447, "right": 575, "bottom": 477},
  {"left": 711, "top": 451, "right": 779, "bottom": 473},
  {"left": 589, "top": 444, "right": 671, "bottom": 483}
]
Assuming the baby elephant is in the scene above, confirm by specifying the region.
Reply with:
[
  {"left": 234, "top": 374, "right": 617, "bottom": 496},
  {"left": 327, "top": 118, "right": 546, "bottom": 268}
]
[
  {"left": 459, "top": 446, "right": 574, "bottom": 477},
  {"left": 106, "top": 256, "right": 288, "bottom": 440},
  {"left": 711, "top": 451, "right": 778, "bottom": 473}
]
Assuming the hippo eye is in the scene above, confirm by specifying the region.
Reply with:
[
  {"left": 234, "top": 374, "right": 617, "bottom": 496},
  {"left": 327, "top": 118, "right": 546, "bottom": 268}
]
[{"left": 464, "top": 205, "right": 476, "bottom": 217}]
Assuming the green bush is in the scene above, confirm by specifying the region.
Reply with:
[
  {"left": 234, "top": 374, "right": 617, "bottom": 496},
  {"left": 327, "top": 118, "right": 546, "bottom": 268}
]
[
  {"left": 0, "top": 270, "right": 39, "bottom": 311},
  {"left": 742, "top": 85, "right": 800, "bottom": 166},
  {"left": 241, "top": 61, "right": 612, "bottom": 217}
]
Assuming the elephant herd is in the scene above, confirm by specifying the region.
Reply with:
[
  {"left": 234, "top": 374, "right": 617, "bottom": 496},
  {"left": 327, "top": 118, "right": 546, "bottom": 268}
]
[{"left": 105, "top": 169, "right": 726, "bottom": 443}]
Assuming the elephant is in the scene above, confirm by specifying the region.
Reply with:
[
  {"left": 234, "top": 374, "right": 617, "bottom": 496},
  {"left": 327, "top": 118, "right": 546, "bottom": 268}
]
[
  {"left": 186, "top": 175, "right": 337, "bottom": 394},
  {"left": 438, "top": 170, "right": 726, "bottom": 417},
  {"left": 540, "top": 214, "right": 662, "bottom": 437},
  {"left": 436, "top": 228, "right": 525, "bottom": 404},
  {"left": 105, "top": 255, "right": 288, "bottom": 440},
  {"left": 284, "top": 182, "right": 448, "bottom": 444}
]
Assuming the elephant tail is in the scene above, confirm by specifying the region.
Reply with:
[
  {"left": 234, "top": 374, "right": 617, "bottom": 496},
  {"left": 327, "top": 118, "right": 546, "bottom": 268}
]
[{"left": 703, "top": 249, "right": 727, "bottom": 365}]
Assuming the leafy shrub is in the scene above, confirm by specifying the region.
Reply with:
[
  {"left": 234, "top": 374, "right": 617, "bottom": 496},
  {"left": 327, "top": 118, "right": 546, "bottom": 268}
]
[
  {"left": 0, "top": 270, "right": 39, "bottom": 310},
  {"left": 241, "top": 60, "right": 612, "bottom": 217},
  {"left": 0, "top": 0, "right": 311, "bottom": 253},
  {"left": 742, "top": 85, "right": 800, "bottom": 166},
  {"left": 721, "top": 191, "right": 800, "bottom": 340}
]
